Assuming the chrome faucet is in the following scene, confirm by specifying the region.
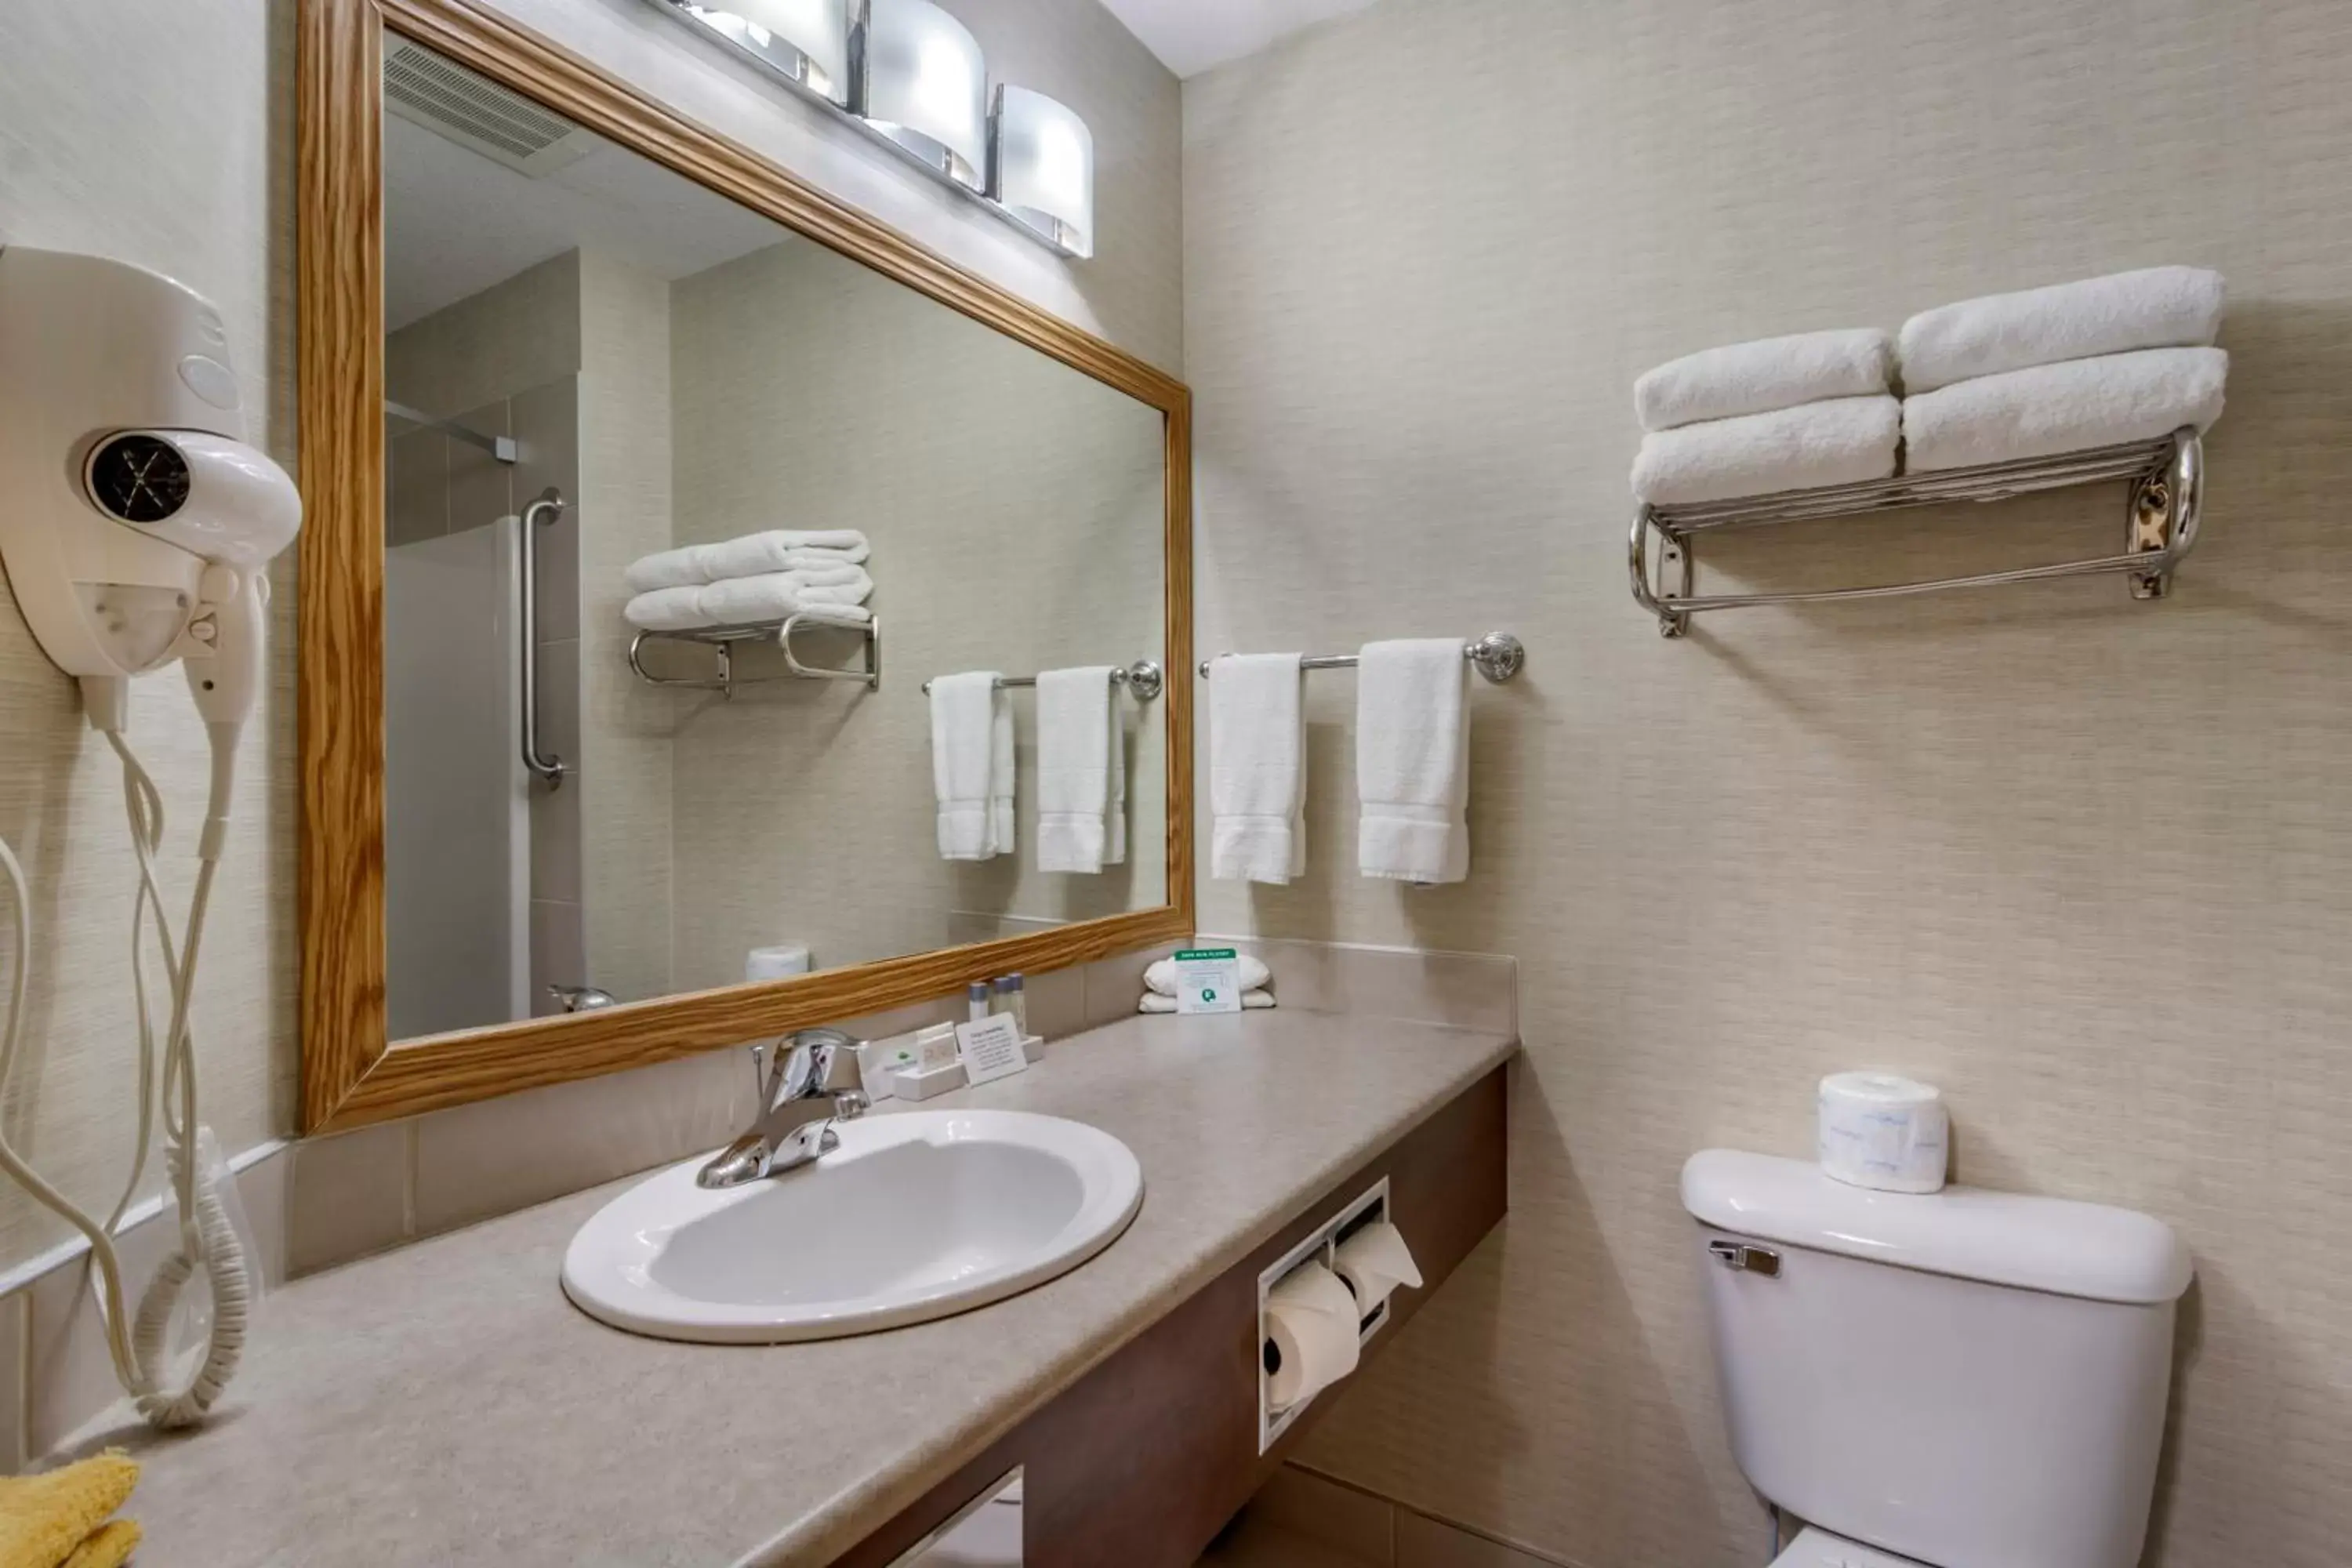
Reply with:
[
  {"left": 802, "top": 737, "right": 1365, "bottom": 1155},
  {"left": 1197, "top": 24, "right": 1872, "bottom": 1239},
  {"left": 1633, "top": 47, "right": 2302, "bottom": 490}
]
[{"left": 696, "top": 1028, "right": 869, "bottom": 1189}]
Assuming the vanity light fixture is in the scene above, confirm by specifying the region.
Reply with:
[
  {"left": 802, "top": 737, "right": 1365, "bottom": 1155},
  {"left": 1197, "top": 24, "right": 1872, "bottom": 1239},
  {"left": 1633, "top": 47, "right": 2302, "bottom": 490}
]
[
  {"left": 852, "top": 0, "right": 989, "bottom": 191},
  {"left": 653, "top": 0, "right": 851, "bottom": 105},
  {"left": 641, "top": 0, "right": 1096, "bottom": 258},
  {"left": 988, "top": 85, "right": 1093, "bottom": 259}
]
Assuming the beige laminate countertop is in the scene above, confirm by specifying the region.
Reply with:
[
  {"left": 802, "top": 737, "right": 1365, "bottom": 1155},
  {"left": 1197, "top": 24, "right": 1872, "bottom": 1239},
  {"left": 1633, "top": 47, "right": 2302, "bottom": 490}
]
[{"left": 111, "top": 1010, "right": 1515, "bottom": 1568}]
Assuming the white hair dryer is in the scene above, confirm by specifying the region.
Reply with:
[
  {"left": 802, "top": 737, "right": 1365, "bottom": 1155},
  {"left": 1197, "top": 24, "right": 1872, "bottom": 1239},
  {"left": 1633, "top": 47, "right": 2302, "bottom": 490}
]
[{"left": 0, "top": 247, "right": 302, "bottom": 1428}]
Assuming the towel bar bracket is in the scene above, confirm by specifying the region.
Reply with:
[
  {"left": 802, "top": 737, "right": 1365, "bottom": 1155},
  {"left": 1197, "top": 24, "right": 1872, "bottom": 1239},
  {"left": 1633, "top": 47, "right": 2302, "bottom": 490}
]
[
  {"left": 1629, "top": 428, "right": 2203, "bottom": 634},
  {"left": 628, "top": 613, "right": 881, "bottom": 698}
]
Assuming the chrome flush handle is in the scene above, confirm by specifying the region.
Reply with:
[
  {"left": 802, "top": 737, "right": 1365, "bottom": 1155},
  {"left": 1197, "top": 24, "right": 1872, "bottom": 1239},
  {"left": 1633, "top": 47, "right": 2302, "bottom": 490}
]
[{"left": 1708, "top": 1240, "right": 1781, "bottom": 1277}]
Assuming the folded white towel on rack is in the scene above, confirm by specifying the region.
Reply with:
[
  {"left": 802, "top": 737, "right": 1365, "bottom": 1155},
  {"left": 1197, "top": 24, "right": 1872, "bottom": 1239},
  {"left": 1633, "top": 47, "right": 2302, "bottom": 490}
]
[
  {"left": 1632, "top": 395, "right": 1900, "bottom": 505},
  {"left": 1036, "top": 666, "right": 1126, "bottom": 875},
  {"left": 1898, "top": 266, "right": 2225, "bottom": 394},
  {"left": 931, "top": 672, "right": 1011, "bottom": 861},
  {"left": 1356, "top": 638, "right": 1470, "bottom": 884},
  {"left": 1144, "top": 954, "right": 1272, "bottom": 996},
  {"left": 1900, "top": 347, "right": 2227, "bottom": 473},
  {"left": 1635, "top": 328, "right": 1893, "bottom": 431},
  {"left": 1209, "top": 654, "right": 1306, "bottom": 884},
  {"left": 1138, "top": 989, "right": 1275, "bottom": 1014},
  {"left": 696, "top": 567, "right": 873, "bottom": 626},
  {"left": 623, "top": 529, "right": 871, "bottom": 592},
  {"left": 623, "top": 585, "right": 716, "bottom": 632}
]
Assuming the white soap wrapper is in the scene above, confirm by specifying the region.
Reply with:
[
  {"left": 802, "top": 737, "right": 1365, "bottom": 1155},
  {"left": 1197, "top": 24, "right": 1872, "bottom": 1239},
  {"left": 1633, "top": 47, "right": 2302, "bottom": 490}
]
[
  {"left": 1264, "top": 1261, "right": 1360, "bottom": 1412},
  {"left": 1817, "top": 1071, "right": 1949, "bottom": 1193},
  {"left": 1332, "top": 1221, "right": 1423, "bottom": 1312}
]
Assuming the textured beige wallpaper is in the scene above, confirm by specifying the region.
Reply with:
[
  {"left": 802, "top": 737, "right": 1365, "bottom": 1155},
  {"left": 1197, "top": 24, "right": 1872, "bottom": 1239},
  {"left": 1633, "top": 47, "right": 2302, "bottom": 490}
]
[
  {"left": 664, "top": 237, "right": 1167, "bottom": 990},
  {"left": 1182, "top": 2, "right": 2352, "bottom": 1564},
  {"left": 0, "top": 0, "right": 296, "bottom": 1270}
]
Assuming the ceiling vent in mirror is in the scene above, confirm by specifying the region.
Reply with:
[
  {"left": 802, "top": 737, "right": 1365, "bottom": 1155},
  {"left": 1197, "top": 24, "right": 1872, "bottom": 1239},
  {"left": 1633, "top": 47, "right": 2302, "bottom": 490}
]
[{"left": 383, "top": 38, "right": 601, "bottom": 178}]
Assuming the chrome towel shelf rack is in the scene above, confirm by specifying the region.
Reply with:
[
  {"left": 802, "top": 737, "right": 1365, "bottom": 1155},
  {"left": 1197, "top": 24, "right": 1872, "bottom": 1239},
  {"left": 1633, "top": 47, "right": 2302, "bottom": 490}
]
[
  {"left": 628, "top": 612, "right": 880, "bottom": 698},
  {"left": 1629, "top": 428, "right": 2203, "bottom": 637},
  {"left": 1197, "top": 632, "right": 1526, "bottom": 684},
  {"left": 920, "top": 662, "right": 1164, "bottom": 699}
]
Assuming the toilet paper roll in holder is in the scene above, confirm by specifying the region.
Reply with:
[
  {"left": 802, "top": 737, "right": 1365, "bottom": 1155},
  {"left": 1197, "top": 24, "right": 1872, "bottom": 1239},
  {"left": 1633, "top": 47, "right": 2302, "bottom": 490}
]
[{"left": 1256, "top": 1178, "right": 1397, "bottom": 1454}]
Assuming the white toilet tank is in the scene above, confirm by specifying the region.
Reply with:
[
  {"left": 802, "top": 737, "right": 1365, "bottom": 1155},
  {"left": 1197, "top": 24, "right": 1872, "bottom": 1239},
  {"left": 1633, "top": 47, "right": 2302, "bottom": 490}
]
[{"left": 1682, "top": 1150, "right": 2191, "bottom": 1568}]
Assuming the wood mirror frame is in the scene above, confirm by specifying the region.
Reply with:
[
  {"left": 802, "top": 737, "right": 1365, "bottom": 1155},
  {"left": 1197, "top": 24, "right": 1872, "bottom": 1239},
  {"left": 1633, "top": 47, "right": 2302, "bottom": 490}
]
[{"left": 297, "top": 0, "right": 1193, "bottom": 1134}]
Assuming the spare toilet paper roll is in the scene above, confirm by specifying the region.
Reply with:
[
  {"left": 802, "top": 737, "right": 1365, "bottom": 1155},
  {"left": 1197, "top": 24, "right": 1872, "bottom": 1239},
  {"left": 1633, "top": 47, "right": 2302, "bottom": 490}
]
[
  {"left": 1817, "top": 1072, "right": 1949, "bottom": 1194},
  {"left": 745, "top": 945, "right": 812, "bottom": 983},
  {"left": 1332, "top": 1221, "right": 1424, "bottom": 1313},
  {"left": 1263, "top": 1261, "right": 1361, "bottom": 1413}
]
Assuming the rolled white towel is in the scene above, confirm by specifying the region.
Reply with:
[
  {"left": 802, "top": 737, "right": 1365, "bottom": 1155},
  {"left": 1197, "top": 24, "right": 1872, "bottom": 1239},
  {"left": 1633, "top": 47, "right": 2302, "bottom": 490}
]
[
  {"left": 1899, "top": 266, "right": 2224, "bottom": 394},
  {"left": 624, "top": 585, "right": 715, "bottom": 631},
  {"left": 698, "top": 567, "right": 873, "bottom": 626},
  {"left": 693, "top": 529, "right": 869, "bottom": 579},
  {"left": 1143, "top": 954, "right": 1272, "bottom": 996},
  {"left": 1632, "top": 395, "right": 1900, "bottom": 506},
  {"left": 1635, "top": 328, "right": 1893, "bottom": 432},
  {"left": 1900, "top": 347, "right": 2226, "bottom": 473},
  {"left": 1139, "top": 989, "right": 1275, "bottom": 1014}
]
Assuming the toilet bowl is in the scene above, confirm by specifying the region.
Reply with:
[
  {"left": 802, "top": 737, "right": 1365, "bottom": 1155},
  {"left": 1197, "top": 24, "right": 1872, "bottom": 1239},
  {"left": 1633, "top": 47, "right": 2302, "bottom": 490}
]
[{"left": 1772, "top": 1526, "right": 1928, "bottom": 1567}]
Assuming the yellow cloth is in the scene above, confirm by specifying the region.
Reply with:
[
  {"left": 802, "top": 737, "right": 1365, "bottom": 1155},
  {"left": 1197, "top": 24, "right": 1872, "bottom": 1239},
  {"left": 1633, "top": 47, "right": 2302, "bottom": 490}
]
[{"left": 0, "top": 1450, "right": 140, "bottom": 1568}]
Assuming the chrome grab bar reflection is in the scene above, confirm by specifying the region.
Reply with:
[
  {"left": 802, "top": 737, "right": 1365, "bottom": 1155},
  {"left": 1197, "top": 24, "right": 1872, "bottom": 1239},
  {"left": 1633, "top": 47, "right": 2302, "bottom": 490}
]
[{"left": 519, "top": 488, "right": 568, "bottom": 789}]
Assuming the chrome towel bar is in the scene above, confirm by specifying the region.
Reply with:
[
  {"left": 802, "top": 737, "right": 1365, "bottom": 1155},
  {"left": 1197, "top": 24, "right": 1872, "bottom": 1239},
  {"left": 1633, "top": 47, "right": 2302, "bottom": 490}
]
[
  {"left": 519, "top": 488, "right": 568, "bottom": 788},
  {"left": 1196, "top": 632, "right": 1526, "bottom": 684},
  {"left": 920, "top": 662, "right": 1163, "bottom": 699},
  {"left": 1629, "top": 428, "right": 2202, "bottom": 637}
]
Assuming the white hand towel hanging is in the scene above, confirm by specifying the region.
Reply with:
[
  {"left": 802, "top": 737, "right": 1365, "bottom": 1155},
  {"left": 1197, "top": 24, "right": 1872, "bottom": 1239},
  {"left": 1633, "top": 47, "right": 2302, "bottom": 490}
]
[
  {"left": 1356, "top": 638, "right": 1470, "bottom": 884},
  {"left": 1036, "top": 666, "right": 1120, "bottom": 874},
  {"left": 1635, "top": 327, "right": 1893, "bottom": 431},
  {"left": 1900, "top": 347, "right": 2227, "bottom": 472},
  {"left": 1898, "top": 266, "right": 2225, "bottom": 393},
  {"left": 1209, "top": 653, "right": 1305, "bottom": 884},
  {"left": 931, "top": 672, "right": 1008, "bottom": 860}
]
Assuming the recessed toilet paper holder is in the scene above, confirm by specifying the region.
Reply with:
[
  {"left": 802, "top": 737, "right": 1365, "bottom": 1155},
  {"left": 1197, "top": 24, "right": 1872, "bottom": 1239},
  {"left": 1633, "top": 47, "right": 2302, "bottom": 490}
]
[{"left": 1257, "top": 1178, "right": 1395, "bottom": 1454}]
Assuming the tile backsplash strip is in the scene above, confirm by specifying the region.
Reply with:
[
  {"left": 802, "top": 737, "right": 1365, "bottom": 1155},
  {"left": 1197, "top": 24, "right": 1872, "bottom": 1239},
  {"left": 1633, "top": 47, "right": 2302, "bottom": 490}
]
[{"left": 1, "top": 940, "right": 1512, "bottom": 1469}]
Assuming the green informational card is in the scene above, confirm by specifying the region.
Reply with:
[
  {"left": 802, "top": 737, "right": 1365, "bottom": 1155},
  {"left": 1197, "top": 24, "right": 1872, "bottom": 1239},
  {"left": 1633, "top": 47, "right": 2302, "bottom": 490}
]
[{"left": 1173, "top": 948, "right": 1242, "bottom": 1014}]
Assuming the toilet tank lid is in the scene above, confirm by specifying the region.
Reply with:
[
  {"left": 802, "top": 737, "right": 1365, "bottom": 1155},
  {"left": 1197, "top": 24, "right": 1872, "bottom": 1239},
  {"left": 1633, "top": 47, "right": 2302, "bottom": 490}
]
[{"left": 1681, "top": 1150, "right": 2192, "bottom": 1305}]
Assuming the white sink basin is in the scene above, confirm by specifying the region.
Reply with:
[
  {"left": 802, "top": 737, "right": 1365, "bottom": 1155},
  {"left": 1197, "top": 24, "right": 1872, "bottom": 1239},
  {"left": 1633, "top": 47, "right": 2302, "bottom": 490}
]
[{"left": 561, "top": 1109, "right": 1144, "bottom": 1344}]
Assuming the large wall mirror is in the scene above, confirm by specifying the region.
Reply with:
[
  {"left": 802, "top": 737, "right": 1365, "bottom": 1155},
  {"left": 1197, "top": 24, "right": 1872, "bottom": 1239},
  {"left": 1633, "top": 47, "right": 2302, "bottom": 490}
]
[{"left": 299, "top": 0, "right": 1192, "bottom": 1131}]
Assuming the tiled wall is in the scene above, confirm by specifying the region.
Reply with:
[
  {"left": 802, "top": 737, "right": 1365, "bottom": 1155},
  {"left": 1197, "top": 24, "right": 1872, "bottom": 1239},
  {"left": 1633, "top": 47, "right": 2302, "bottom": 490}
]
[
  {"left": 1214, "top": 1465, "right": 1569, "bottom": 1568},
  {"left": 0, "top": 939, "right": 1511, "bottom": 1471}
]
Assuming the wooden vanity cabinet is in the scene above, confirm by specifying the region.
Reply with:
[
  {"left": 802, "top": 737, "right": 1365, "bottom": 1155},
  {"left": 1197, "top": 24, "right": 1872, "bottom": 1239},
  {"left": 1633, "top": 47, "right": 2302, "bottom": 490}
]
[{"left": 837, "top": 1064, "right": 1509, "bottom": 1567}]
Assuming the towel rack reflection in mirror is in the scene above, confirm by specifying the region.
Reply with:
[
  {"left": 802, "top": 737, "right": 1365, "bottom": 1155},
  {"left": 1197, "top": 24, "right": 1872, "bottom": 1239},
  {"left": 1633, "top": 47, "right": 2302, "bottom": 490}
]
[
  {"left": 1629, "top": 428, "right": 2202, "bottom": 637},
  {"left": 1195, "top": 632, "right": 1526, "bottom": 684},
  {"left": 627, "top": 612, "right": 881, "bottom": 699},
  {"left": 920, "top": 661, "right": 1164, "bottom": 699}
]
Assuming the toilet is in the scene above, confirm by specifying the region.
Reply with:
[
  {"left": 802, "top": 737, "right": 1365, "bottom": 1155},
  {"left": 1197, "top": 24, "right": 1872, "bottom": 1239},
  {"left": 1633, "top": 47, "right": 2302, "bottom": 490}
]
[{"left": 1682, "top": 1149, "right": 2193, "bottom": 1568}]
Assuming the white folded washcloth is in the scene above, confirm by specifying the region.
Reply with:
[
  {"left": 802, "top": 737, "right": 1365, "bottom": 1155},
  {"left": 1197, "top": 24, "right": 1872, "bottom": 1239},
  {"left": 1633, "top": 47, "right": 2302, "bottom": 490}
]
[
  {"left": 1898, "top": 266, "right": 2224, "bottom": 394},
  {"left": 1632, "top": 395, "right": 1899, "bottom": 505},
  {"left": 1139, "top": 989, "right": 1275, "bottom": 1014},
  {"left": 1900, "top": 347, "right": 2227, "bottom": 473},
  {"left": 1209, "top": 654, "right": 1306, "bottom": 884},
  {"left": 697, "top": 566, "right": 873, "bottom": 626},
  {"left": 1635, "top": 328, "right": 1893, "bottom": 432},
  {"left": 1356, "top": 638, "right": 1470, "bottom": 884},
  {"left": 931, "top": 672, "right": 1009, "bottom": 860},
  {"left": 1036, "top": 666, "right": 1125, "bottom": 875},
  {"left": 623, "top": 585, "right": 715, "bottom": 631},
  {"left": 624, "top": 529, "right": 870, "bottom": 592},
  {"left": 1143, "top": 954, "right": 1272, "bottom": 996}
]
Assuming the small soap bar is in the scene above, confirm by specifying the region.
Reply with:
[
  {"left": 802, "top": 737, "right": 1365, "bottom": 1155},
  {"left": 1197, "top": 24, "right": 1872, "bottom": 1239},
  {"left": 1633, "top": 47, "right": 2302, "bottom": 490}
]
[
  {"left": 858, "top": 1034, "right": 924, "bottom": 1102},
  {"left": 914, "top": 1022, "right": 961, "bottom": 1072},
  {"left": 891, "top": 1059, "right": 969, "bottom": 1102},
  {"left": 1021, "top": 1033, "right": 1046, "bottom": 1060}
]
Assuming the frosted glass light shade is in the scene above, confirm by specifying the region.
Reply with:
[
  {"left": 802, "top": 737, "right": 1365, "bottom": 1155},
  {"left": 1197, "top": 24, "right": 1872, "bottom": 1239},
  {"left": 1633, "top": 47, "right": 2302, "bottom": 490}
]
[
  {"left": 680, "top": 0, "right": 850, "bottom": 104},
  {"left": 989, "top": 85, "right": 1093, "bottom": 259},
  {"left": 855, "top": 0, "right": 989, "bottom": 191}
]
